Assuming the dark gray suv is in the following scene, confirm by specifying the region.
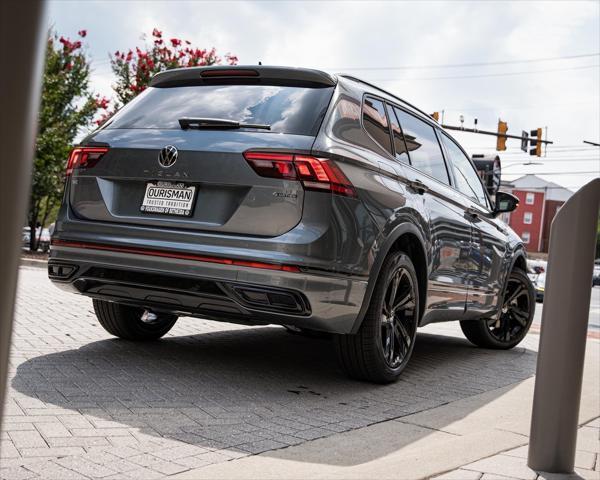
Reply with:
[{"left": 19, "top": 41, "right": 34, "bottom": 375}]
[{"left": 49, "top": 66, "right": 534, "bottom": 383}]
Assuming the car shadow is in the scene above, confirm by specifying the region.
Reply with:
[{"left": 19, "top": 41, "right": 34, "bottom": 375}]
[{"left": 10, "top": 322, "right": 538, "bottom": 466}]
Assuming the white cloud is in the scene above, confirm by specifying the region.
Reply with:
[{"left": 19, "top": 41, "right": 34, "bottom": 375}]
[{"left": 48, "top": 0, "right": 599, "bottom": 189}]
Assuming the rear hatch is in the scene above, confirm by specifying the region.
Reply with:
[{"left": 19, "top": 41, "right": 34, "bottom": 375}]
[{"left": 69, "top": 67, "right": 335, "bottom": 237}]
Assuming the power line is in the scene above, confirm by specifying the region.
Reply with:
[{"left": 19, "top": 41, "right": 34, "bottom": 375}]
[
  {"left": 370, "top": 64, "right": 599, "bottom": 82},
  {"left": 509, "top": 157, "right": 600, "bottom": 164},
  {"left": 505, "top": 171, "right": 599, "bottom": 175},
  {"left": 329, "top": 52, "right": 600, "bottom": 71},
  {"left": 442, "top": 100, "right": 598, "bottom": 112}
]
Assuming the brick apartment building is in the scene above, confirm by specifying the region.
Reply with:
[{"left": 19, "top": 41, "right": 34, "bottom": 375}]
[{"left": 500, "top": 174, "right": 573, "bottom": 253}]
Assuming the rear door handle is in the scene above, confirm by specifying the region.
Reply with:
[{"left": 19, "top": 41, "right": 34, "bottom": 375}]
[
  {"left": 408, "top": 180, "right": 429, "bottom": 194},
  {"left": 465, "top": 207, "right": 480, "bottom": 219}
]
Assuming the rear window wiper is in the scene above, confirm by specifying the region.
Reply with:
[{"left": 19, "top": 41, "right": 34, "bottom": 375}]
[{"left": 178, "top": 117, "right": 271, "bottom": 131}]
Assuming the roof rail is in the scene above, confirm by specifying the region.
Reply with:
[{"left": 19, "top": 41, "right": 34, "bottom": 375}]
[{"left": 339, "top": 74, "right": 434, "bottom": 121}]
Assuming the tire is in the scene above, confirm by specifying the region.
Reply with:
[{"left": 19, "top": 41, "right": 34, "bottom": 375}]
[
  {"left": 460, "top": 268, "right": 535, "bottom": 349},
  {"left": 334, "top": 251, "right": 420, "bottom": 383},
  {"left": 93, "top": 299, "right": 178, "bottom": 341}
]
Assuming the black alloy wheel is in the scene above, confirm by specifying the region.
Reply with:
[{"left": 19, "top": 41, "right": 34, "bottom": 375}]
[
  {"left": 334, "top": 251, "right": 420, "bottom": 383},
  {"left": 460, "top": 268, "right": 535, "bottom": 349},
  {"left": 380, "top": 266, "right": 417, "bottom": 369}
]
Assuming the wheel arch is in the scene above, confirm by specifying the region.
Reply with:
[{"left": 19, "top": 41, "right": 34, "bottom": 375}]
[
  {"left": 350, "top": 222, "right": 428, "bottom": 334},
  {"left": 512, "top": 250, "right": 527, "bottom": 272},
  {"left": 492, "top": 246, "right": 529, "bottom": 318}
]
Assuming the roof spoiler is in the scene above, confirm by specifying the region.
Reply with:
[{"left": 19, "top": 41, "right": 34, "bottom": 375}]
[{"left": 150, "top": 65, "right": 337, "bottom": 89}]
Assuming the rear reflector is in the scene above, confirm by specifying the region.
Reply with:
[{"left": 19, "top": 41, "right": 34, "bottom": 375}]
[
  {"left": 243, "top": 151, "right": 357, "bottom": 197},
  {"left": 51, "top": 239, "right": 301, "bottom": 273},
  {"left": 66, "top": 147, "right": 109, "bottom": 176}
]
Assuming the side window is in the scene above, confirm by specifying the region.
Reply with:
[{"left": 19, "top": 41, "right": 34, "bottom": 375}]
[
  {"left": 363, "top": 97, "right": 392, "bottom": 155},
  {"left": 386, "top": 104, "right": 410, "bottom": 163},
  {"left": 440, "top": 134, "right": 488, "bottom": 206},
  {"left": 394, "top": 109, "right": 450, "bottom": 185}
]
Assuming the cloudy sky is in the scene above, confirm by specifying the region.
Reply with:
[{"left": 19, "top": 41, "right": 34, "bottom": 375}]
[{"left": 48, "top": 0, "right": 599, "bottom": 190}]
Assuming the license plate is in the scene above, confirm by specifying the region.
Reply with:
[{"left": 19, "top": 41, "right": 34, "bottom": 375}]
[{"left": 140, "top": 181, "right": 197, "bottom": 217}]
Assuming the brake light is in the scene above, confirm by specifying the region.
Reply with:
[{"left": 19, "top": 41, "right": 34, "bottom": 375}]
[
  {"left": 66, "top": 147, "right": 108, "bottom": 176},
  {"left": 201, "top": 69, "right": 259, "bottom": 77},
  {"left": 243, "top": 151, "right": 357, "bottom": 197}
]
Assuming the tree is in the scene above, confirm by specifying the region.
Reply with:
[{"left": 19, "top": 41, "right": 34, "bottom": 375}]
[
  {"left": 108, "top": 28, "right": 237, "bottom": 109},
  {"left": 29, "top": 30, "right": 108, "bottom": 251}
]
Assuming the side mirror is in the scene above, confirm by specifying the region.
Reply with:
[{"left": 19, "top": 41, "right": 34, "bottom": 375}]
[{"left": 494, "top": 191, "right": 519, "bottom": 216}]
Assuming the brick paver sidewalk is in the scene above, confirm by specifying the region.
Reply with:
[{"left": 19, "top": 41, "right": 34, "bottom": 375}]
[{"left": 1, "top": 267, "right": 539, "bottom": 479}]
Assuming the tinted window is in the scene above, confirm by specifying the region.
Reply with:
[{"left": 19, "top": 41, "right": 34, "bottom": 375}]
[
  {"left": 441, "top": 135, "right": 488, "bottom": 206},
  {"left": 394, "top": 109, "right": 450, "bottom": 184},
  {"left": 106, "top": 85, "right": 334, "bottom": 136},
  {"left": 363, "top": 97, "right": 392, "bottom": 154},
  {"left": 387, "top": 105, "right": 410, "bottom": 163}
]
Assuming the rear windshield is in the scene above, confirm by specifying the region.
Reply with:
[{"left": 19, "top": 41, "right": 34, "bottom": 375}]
[{"left": 106, "top": 84, "right": 334, "bottom": 136}]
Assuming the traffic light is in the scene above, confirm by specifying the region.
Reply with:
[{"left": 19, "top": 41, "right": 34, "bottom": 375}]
[
  {"left": 496, "top": 120, "right": 508, "bottom": 151},
  {"left": 431, "top": 112, "right": 440, "bottom": 122},
  {"left": 530, "top": 128, "right": 543, "bottom": 156}
]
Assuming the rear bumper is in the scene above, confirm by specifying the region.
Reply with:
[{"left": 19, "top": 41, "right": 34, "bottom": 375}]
[{"left": 48, "top": 244, "right": 368, "bottom": 334}]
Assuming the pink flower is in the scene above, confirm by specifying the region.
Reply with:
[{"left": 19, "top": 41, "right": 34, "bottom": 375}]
[{"left": 78, "top": 29, "right": 87, "bottom": 38}]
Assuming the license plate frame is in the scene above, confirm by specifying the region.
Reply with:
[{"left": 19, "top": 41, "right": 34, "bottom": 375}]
[{"left": 140, "top": 181, "right": 197, "bottom": 217}]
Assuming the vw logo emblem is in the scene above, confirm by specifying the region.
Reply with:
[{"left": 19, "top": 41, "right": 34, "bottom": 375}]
[{"left": 158, "top": 145, "right": 178, "bottom": 168}]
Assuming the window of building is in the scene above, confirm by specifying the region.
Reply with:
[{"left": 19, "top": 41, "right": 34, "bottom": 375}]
[
  {"left": 526, "top": 192, "right": 535, "bottom": 205},
  {"left": 362, "top": 97, "right": 392, "bottom": 155},
  {"left": 522, "top": 231, "right": 531, "bottom": 244},
  {"left": 524, "top": 212, "right": 533, "bottom": 224},
  {"left": 394, "top": 108, "right": 450, "bottom": 185}
]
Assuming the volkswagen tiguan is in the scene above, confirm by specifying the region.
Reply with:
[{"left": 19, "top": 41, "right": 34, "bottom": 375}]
[{"left": 49, "top": 66, "right": 534, "bottom": 383}]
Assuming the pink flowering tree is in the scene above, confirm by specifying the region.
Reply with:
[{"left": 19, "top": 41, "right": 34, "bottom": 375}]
[
  {"left": 109, "top": 28, "right": 238, "bottom": 107},
  {"left": 29, "top": 30, "right": 109, "bottom": 250}
]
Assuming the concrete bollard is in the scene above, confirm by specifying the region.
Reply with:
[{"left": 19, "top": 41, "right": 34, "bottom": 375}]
[
  {"left": 0, "top": 1, "right": 47, "bottom": 431},
  {"left": 528, "top": 178, "right": 600, "bottom": 473}
]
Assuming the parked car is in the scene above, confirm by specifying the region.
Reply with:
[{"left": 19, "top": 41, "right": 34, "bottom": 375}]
[
  {"left": 22, "top": 226, "right": 31, "bottom": 249},
  {"left": 22, "top": 226, "right": 51, "bottom": 252},
  {"left": 38, "top": 228, "right": 51, "bottom": 253},
  {"left": 48, "top": 66, "right": 534, "bottom": 383},
  {"left": 528, "top": 272, "right": 545, "bottom": 302},
  {"left": 593, "top": 264, "right": 600, "bottom": 287}
]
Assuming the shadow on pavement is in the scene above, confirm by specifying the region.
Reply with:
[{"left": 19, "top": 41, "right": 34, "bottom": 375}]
[{"left": 11, "top": 325, "right": 537, "bottom": 465}]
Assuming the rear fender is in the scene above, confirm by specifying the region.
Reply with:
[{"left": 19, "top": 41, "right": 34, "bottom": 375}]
[{"left": 349, "top": 222, "right": 428, "bottom": 334}]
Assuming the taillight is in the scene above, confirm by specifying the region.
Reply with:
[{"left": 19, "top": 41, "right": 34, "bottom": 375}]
[
  {"left": 66, "top": 147, "right": 108, "bottom": 176},
  {"left": 243, "top": 151, "right": 357, "bottom": 197}
]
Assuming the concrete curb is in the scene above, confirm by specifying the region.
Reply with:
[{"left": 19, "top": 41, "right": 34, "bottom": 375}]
[
  {"left": 172, "top": 340, "right": 599, "bottom": 480},
  {"left": 20, "top": 257, "right": 47, "bottom": 269}
]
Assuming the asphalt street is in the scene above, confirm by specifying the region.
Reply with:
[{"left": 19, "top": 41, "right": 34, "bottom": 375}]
[{"left": 532, "top": 285, "right": 600, "bottom": 334}]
